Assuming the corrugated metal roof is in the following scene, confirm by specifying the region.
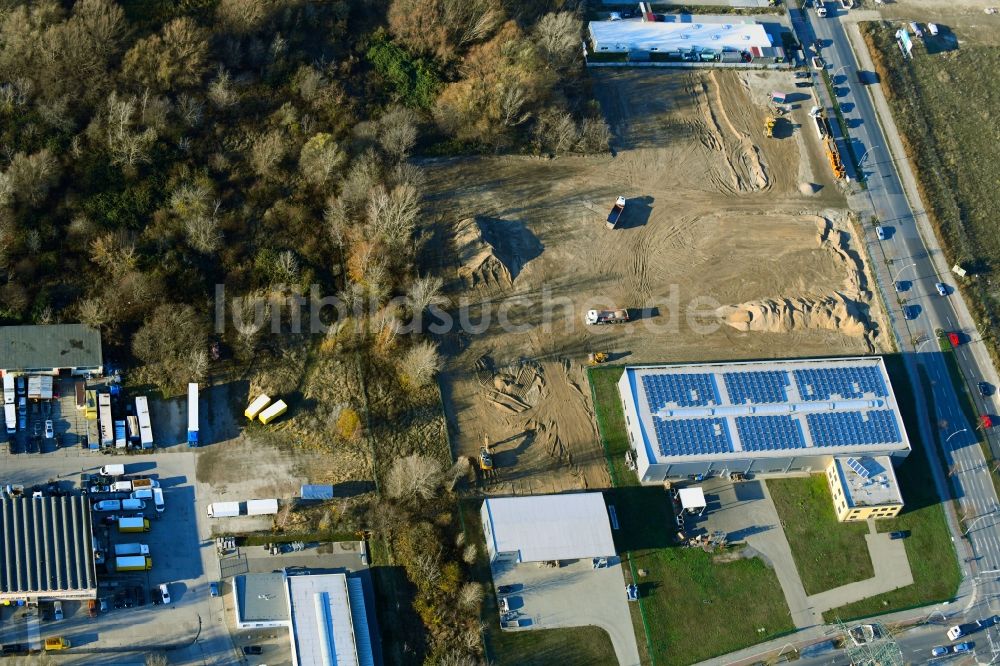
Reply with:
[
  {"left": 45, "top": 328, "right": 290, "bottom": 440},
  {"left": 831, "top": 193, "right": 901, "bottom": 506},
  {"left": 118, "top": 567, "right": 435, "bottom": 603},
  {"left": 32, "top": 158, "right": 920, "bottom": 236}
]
[
  {"left": 0, "top": 324, "right": 102, "bottom": 372},
  {"left": 589, "top": 18, "right": 772, "bottom": 53},
  {"left": 483, "top": 493, "right": 616, "bottom": 562},
  {"left": 0, "top": 496, "right": 97, "bottom": 597},
  {"left": 346, "top": 577, "right": 375, "bottom": 666}
]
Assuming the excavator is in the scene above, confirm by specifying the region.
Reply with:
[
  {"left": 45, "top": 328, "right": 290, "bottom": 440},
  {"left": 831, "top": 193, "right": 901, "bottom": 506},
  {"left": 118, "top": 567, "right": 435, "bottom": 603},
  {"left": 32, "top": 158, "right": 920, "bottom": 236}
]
[
  {"left": 588, "top": 352, "right": 609, "bottom": 365},
  {"left": 764, "top": 116, "right": 776, "bottom": 138}
]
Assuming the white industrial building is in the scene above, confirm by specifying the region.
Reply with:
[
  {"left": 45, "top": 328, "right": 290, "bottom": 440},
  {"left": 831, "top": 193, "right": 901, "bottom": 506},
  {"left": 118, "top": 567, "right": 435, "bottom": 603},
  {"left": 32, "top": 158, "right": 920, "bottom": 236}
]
[
  {"left": 481, "top": 493, "right": 616, "bottom": 564},
  {"left": 619, "top": 357, "right": 911, "bottom": 483},
  {"left": 588, "top": 17, "right": 773, "bottom": 56},
  {"left": 233, "top": 571, "right": 375, "bottom": 666}
]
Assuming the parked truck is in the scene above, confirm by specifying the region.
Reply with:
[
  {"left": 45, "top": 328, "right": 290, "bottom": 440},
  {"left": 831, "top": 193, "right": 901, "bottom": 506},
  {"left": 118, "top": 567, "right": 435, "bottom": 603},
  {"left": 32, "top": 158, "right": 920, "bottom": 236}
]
[
  {"left": 117, "top": 517, "right": 150, "bottom": 533},
  {"left": 606, "top": 196, "right": 626, "bottom": 230},
  {"left": 135, "top": 396, "right": 153, "bottom": 450},
  {"left": 100, "top": 464, "right": 126, "bottom": 477},
  {"left": 187, "top": 383, "right": 199, "bottom": 447},
  {"left": 115, "top": 555, "right": 152, "bottom": 572},
  {"left": 246, "top": 498, "right": 279, "bottom": 516},
  {"left": 114, "top": 420, "right": 127, "bottom": 449},
  {"left": 4, "top": 403, "right": 15, "bottom": 434},
  {"left": 114, "top": 543, "right": 150, "bottom": 556},
  {"left": 815, "top": 0, "right": 827, "bottom": 17},
  {"left": 130, "top": 478, "right": 158, "bottom": 490},
  {"left": 111, "top": 481, "right": 133, "bottom": 493},
  {"left": 207, "top": 501, "right": 240, "bottom": 518},
  {"left": 3, "top": 375, "right": 14, "bottom": 405},
  {"left": 585, "top": 309, "right": 630, "bottom": 325}
]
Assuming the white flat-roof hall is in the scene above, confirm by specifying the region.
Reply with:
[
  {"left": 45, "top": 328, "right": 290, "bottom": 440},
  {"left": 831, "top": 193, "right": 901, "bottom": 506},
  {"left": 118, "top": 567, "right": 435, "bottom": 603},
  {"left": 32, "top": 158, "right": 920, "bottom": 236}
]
[
  {"left": 481, "top": 493, "right": 616, "bottom": 563},
  {"left": 589, "top": 16, "right": 772, "bottom": 54},
  {"left": 619, "top": 357, "right": 911, "bottom": 483}
]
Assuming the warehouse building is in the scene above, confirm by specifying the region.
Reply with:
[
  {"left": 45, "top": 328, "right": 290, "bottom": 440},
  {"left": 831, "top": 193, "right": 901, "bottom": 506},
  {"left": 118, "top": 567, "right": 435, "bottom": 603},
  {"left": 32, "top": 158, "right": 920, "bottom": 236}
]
[
  {"left": 619, "top": 357, "right": 911, "bottom": 484},
  {"left": 588, "top": 16, "right": 776, "bottom": 61},
  {"left": 0, "top": 324, "right": 102, "bottom": 376},
  {"left": 234, "top": 571, "right": 376, "bottom": 666},
  {"left": 0, "top": 496, "right": 98, "bottom": 602},
  {"left": 481, "top": 493, "right": 616, "bottom": 564}
]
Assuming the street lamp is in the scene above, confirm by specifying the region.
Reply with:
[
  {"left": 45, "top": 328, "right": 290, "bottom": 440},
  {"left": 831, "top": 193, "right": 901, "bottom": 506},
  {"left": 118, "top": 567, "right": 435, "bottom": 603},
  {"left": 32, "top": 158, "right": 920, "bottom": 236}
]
[
  {"left": 860, "top": 145, "right": 881, "bottom": 166},
  {"left": 891, "top": 262, "right": 917, "bottom": 284},
  {"left": 947, "top": 428, "right": 969, "bottom": 443},
  {"left": 963, "top": 509, "right": 997, "bottom": 536},
  {"left": 917, "top": 336, "right": 936, "bottom": 353},
  {"left": 832, "top": 65, "right": 848, "bottom": 82}
]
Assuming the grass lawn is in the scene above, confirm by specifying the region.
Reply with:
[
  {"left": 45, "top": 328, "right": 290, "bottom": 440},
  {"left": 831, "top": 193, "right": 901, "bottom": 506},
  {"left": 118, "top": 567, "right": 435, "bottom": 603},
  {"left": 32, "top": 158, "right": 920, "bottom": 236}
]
[
  {"left": 865, "top": 24, "right": 1000, "bottom": 365},
  {"left": 767, "top": 475, "right": 874, "bottom": 595},
  {"left": 590, "top": 366, "right": 795, "bottom": 666},
  {"left": 823, "top": 355, "right": 960, "bottom": 621},
  {"left": 458, "top": 501, "right": 619, "bottom": 666}
]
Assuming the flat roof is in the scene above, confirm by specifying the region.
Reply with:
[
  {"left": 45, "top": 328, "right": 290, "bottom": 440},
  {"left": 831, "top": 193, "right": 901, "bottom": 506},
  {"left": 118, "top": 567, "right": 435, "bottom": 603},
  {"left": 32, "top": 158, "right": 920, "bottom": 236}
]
[
  {"left": 288, "top": 573, "right": 374, "bottom": 666},
  {"left": 0, "top": 324, "right": 102, "bottom": 372},
  {"left": 0, "top": 496, "right": 97, "bottom": 598},
  {"left": 589, "top": 17, "right": 772, "bottom": 52},
  {"left": 621, "top": 357, "right": 911, "bottom": 464},
  {"left": 483, "top": 493, "right": 616, "bottom": 562},
  {"left": 834, "top": 456, "right": 903, "bottom": 508},
  {"left": 236, "top": 573, "right": 289, "bottom": 624},
  {"left": 679, "top": 487, "right": 706, "bottom": 510}
]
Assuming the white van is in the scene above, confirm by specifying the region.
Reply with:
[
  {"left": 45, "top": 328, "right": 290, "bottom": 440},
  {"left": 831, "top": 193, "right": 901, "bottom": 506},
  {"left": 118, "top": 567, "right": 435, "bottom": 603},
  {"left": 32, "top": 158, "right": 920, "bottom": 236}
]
[
  {"left": 93, "top": 500, "right": 121, "bottom": 512},
  {"left": 152, "top": 487, "right": 165, "bottom": 513},
  {"left": 131, "top": 488, "right": 153, "bottom": 500},
  {"left": 100, "top": 464, "right": 126, "bottom": 476},
  {"left": 121, "top": 498, "right": 145, "bottom": 511}
]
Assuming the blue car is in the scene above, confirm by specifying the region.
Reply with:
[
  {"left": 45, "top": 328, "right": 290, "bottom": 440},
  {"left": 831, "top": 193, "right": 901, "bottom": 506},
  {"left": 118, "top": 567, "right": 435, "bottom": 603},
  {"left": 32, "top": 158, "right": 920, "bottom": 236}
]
[
  {"left": 931, "top": 646, "right": 948, "bottom": 657},
  {"left": 953, "top": 642, "right": 974, "bottom": 654},
  {"left": 209, "top": 582, "right": 220, "bottom": 597}
]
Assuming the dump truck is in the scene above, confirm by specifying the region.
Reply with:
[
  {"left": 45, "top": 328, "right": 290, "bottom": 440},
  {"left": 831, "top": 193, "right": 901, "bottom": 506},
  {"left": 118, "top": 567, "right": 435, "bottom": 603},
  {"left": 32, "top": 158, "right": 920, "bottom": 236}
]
[
  {"left": 117, "top": 517, "right": 150, "bottom": 533},
  {"left": 114, "top": 543, "right": 150, "bottom": 556},
  {"left": 115, "top": 555, "right": 152, "bottom": 572},
  {"left": 585, "top": 309, "right": 630, "bottom": 325},
  {"left": 258, "top": 399, "right": 287, "bottom": 424},
  {"left": 606, "top": 196, "right": 626, "bottom": 230}
]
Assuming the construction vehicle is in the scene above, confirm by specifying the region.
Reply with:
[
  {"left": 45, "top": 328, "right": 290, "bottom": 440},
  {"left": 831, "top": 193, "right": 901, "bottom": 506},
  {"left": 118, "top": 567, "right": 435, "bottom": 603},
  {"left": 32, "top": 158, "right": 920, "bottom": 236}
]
[
  {"left": 764, "top": 116, "right": 775, "bottom": 138},
  {"left": 606, "top": 196, "right": 626, "bottom": 230},
  {"left": 44, "top": 637, "right": 70, "bottom": 651},
  {"left": 824, "top": 137, "right": 846, "bottom": 179},
  {"left": 588, "top": 352, "right": 610, "bottom": 365},
  {"left": 586, "top": 309, "right": 629, "bottom": 325},
  {"left": 479, "top": 446, "right": 494, "bottom": 471}
]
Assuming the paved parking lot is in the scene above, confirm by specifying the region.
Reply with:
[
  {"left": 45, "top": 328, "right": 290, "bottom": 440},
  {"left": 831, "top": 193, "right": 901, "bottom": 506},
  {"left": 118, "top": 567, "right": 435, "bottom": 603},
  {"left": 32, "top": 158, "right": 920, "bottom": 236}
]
[{"left": 491, "top": 557, "right": 641, "bottom": 666}]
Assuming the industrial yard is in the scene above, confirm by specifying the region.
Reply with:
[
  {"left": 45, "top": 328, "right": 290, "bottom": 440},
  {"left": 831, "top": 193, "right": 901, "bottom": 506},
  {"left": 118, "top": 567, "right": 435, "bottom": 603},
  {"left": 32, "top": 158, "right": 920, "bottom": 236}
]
[{"left": 428, "top": 68, "right": 888, "bottom": 493}]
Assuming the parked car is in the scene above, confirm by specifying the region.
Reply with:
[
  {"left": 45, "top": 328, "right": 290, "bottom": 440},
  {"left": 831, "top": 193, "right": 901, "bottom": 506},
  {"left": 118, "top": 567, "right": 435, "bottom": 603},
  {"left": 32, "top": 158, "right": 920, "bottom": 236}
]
[
  {"left": 626, "top": 584, "right": 639, "bottom": 601},
  {"left": 889, "top": 531, "right": 910, "bottom": 539},
  {"left": 242, "top": 646, "right": 263, "bottom": 656},
  {"left": 99, "top": 598, "right": 108, "bottom": 613},
  {"left": 498, "top": 597, "right": 509, "bottom": 613},
  {"left": 159, "top": 583, "right": 171, "bottom": 605},
  {"left": 497, "top": 585, "right": 515, "bottom": 594},
  {"left": 931, "top": 645, "right": 948, "bottom": 657},
  {"left": 979, "top": 382, "right": 993, "bottom": 398},
  {"left": 935, "top": 282, "right": 949, "bottom": 296},
  {"left": 44, "top": 420, "right": 53, "bottom": 439},
  {"left": 52, "top": 601, "right": 63, "bottom": 621},
  {"left": 209, "top": 582, "right": 220, "bottom": 597},
  {"left": 89, "top": 485, "right": 110, "bottom": 494},
  {"left": 953, "top": 642, "right": 974, "bottom": 654},
  {"left": 795, "top": 81, "right": 813, "bottom": 88},
  {"left": 876, "top": 225, "right": 886, "bottom": 241}
]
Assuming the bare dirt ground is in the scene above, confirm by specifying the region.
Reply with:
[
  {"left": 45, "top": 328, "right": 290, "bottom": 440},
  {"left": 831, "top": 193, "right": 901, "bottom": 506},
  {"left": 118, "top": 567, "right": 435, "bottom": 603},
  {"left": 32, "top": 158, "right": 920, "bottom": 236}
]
[{"left": 424, "top": 69, "right": 889, "bottom": 494}]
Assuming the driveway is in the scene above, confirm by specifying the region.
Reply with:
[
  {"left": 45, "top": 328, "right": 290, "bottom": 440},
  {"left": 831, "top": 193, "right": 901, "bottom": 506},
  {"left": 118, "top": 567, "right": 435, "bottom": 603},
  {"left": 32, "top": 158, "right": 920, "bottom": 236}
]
[{"left": 491, "top": 557, "right": 641, "bottom": 666}]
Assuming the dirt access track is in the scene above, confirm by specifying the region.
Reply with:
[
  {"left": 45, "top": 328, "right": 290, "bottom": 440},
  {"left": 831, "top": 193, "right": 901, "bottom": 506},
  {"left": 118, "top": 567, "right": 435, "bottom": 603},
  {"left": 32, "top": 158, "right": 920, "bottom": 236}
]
[{"left": 425, "top": 69, "right": 889, "bottom": 494}]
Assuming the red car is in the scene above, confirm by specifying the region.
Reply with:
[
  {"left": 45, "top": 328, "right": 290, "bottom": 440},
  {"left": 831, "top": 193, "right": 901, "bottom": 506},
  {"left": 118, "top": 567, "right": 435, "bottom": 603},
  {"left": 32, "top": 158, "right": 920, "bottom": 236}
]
[{"left": 948, "top": 332, "right": 960, "bottom": 347}]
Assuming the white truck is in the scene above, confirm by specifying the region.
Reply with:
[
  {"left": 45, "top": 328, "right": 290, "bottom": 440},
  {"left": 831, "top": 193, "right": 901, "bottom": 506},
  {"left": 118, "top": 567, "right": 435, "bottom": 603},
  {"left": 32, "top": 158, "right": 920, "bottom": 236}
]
[
  {"left": 113, "top": 543, "right": 150, "bottom": 556},
  {"left": 3, "top": 375, "right": 14, "bottom": 404},
  {"left": 246, "top": 498, "right": 279, "bottom": 516},
  {"left": 816, "top": 0, "right": 827, "bottom": 17},
  {"left": 207, "top": 501, "right": 240, "bottom": 518},
  {"left": 4, "top": 403, "right": 15, "bottom": 434},
  {"left": 135, "top": 396, "right": 153, "bottom": 449}
]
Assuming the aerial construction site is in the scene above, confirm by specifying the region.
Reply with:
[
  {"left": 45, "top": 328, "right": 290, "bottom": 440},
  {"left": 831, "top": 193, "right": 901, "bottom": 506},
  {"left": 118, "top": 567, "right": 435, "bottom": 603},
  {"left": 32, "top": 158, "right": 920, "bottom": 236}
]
[{"left": 423, "top": 68, "right": 886, "bottom": 494}]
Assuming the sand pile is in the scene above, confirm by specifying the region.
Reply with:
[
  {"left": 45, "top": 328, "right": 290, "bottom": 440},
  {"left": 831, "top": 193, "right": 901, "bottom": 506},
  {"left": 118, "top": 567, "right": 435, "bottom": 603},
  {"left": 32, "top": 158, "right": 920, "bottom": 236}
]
[
  {"left": 717, "top": 294, "right": 869, "bottom": 337},
  {"left": 455, "top": 217, "right": 514, "bottom": 289}
]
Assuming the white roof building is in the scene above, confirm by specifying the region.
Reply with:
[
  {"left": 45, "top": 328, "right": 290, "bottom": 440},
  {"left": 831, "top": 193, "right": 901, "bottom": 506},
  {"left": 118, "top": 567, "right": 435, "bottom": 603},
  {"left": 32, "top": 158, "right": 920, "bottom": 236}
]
[
  {"left": 481, "top": 493, "right": 616, "bottom": 563},
  {"left": 233, "top": 572, "right": 375, "bottom": 666},
  {"left": 589, "top": 17, "right": 772, "bottom": 54}
]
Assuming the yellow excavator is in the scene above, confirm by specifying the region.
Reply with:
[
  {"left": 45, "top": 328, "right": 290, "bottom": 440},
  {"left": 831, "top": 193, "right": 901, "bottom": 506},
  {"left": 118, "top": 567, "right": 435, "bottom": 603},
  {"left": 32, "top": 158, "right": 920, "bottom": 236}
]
[
  {"left": 479, "top": 434, "right": 494, "bottom": 471},
  {"left": 764, "top": 116, "right": 776, "bottom": 138},
  {"left": 588, "top": 352, "right": 610, "bottom": 365}
]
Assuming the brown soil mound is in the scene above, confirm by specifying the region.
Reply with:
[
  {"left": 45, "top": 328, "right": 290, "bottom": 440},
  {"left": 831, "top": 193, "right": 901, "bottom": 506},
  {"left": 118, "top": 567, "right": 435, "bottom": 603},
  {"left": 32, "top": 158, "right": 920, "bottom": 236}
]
[
  {"left": 455, "top": 217, "right": 513, "bottom": 289},
  {"left": 718, "top": 294, "right": 869, "bottom": 337},
  {"left": 475, "top": 355, "right": 545, "bottom": 413}
]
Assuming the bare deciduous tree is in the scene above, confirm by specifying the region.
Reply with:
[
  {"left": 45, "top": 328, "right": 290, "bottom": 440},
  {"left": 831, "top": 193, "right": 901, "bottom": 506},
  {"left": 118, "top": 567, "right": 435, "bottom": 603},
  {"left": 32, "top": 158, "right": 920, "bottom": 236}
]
[
  {"left": 462, "top": 543, "right": 477, "bottom": 565},
  {"left": 534, "top": 12, "right": 581, "bottom": 68},
  {"left": 378, "top": 106, "right": 418, "bottom": 161},
  {"left": 232, "top": 291, "right": 273, "bottom": 360},
  {"left": 250, "top": 130, "right": 288, "bottom": 178},
  {"left": 145, "top": 652, "right": 168, "bottom": 666},
  {"left": 207, "top": 67, "right": 237, "bottom": 108},
  {"left": 400, "top": 340, "right": 442, "bottom": 388},
  {"left": 498, "top": 82, "right": 531, "bottom": 129},
  {"left": 407, "top": 276, "right": 445, "bottom": 319},
  {"left": 184, "top": 210, "right": 222, "bottom": 254},
  {"left": 89, "top": 231, "right": 136, "bottom": 276},
  {"left": 578, "top": 117, "right": 612, "bottom": 154},
  {"left": 299, "top": 133, "right": 345, "bottom": 186},
  {"left": 105, "top": 92, "right": 157, "bottom": 168},
  {"left": 366, "top": 183, "right": 420, "bottom": 248},
  {"left": 386, "top": 453, "right": 443, "bottom": 501},
  {"left": 274, "top": 250, "right": 300, "bottom": 285},
  {"left": 78, "top": 296, "right": 108, "bottom": 328},
  {"left": 4, "top": 149, "right": 60, "bottom": 205},
  {"left": 458, "top": 581, "right": 482, "bottom": 609}
]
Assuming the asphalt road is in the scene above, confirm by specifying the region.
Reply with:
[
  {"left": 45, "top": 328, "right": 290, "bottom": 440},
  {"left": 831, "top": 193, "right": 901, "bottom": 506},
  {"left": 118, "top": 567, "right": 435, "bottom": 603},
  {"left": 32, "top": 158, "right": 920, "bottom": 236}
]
[{"left": 785, "top": 0, "right": 1000, "bottom": 662}]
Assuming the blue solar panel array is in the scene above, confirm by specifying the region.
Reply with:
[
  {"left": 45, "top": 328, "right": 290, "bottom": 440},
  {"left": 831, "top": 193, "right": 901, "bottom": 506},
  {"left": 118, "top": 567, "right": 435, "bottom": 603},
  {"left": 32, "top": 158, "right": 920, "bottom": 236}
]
[
  {"left": 653, "top": 418, "right": 732, "bottom": 456},
  {"left": 724, "top": 371, "right": 790, "bottom": 405},
  {"left": 642, "top": 373, "right": 718, "bottom": 410},
  {"left": 807, "top": 410, "right": 901, "bottom": 446},
  {"left": 735, "top": 415, "right": 806, "bottom": 451},
  {"left": 793, "top": 366, "right": 888, "bottom": 401}
]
